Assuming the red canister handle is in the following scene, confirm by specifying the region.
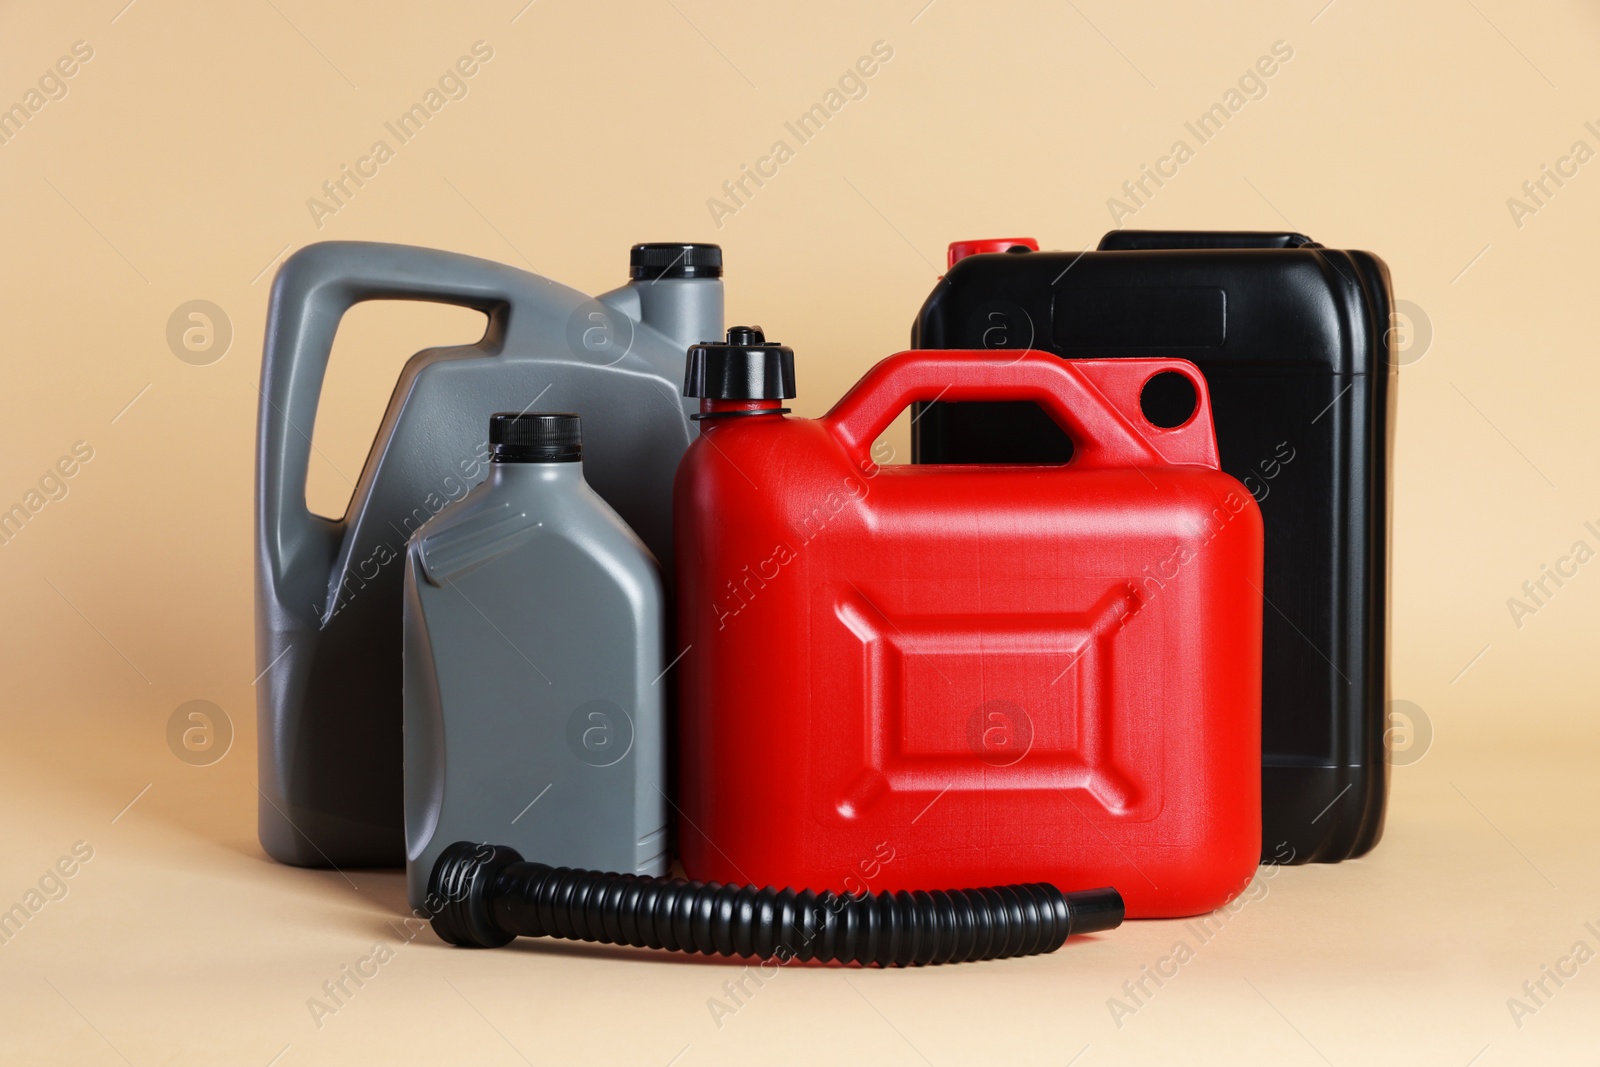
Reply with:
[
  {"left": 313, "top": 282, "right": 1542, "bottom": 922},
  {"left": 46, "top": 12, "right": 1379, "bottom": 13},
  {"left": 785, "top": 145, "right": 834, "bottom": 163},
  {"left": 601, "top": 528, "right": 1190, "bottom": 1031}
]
[{"left": 825, "top": 350, "right": 1221, "bottom": 470}]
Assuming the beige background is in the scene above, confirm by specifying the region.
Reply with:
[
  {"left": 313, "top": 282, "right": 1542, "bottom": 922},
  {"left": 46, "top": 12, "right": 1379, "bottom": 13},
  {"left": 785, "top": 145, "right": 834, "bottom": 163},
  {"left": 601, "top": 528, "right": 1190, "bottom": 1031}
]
[{"left": 1, "top": 0, "right": 1598, "bottom": 1063}]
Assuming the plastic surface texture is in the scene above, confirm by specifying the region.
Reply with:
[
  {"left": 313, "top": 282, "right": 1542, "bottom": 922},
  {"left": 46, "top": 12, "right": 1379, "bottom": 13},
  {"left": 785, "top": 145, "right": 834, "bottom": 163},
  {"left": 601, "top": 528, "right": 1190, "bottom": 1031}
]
[
  {"left": 675, "top": 350, "right": 1263, "bottom": 919},
  {"left": 256, "top": 241, "right": 717, "bottom": 867},
  {"left": 428, "top": 841, "right": 1122, "bottom": 965},
  {"left": 909, "top": 230, "right": 1393, "bottom": 864},
  {"left": 402, "top": 422, "right": 667, "bottom": 908}
]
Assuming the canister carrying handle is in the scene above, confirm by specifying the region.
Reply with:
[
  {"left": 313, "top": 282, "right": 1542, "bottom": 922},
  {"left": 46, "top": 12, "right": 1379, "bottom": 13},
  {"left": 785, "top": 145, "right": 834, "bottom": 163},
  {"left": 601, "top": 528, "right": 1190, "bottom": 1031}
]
[
  {"left": 256, "top": 241, "right": 540, "bottom": 597},
  {"left": 825, "top": 350, "right": 1220, "bottom": 470}
]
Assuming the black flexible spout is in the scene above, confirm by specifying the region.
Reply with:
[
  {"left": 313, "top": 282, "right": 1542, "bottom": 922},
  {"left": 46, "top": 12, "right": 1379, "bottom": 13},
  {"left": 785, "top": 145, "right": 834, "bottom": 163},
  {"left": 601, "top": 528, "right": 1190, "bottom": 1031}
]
[{"left": 428, "top": 842, "right": 1123, "bottom": 967}]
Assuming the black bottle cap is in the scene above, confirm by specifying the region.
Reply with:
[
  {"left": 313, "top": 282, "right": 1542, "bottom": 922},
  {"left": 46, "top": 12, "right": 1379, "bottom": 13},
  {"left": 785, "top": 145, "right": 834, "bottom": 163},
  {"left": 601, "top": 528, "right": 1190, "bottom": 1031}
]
[
  {"left": 629, "top": 243, "right": 723, "bottom": 280},
  {"left": 490, "top": 412, "right": 582, "bottom": 463},
  {"left": 684, "top": 326, "right": 796, "bottom": 404}
]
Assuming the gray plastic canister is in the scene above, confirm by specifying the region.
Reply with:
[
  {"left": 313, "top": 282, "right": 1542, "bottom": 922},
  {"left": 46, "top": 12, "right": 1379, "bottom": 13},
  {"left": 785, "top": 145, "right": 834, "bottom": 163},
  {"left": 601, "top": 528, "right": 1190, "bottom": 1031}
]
[
  {"left": 403, "top": 412, "right": 666, "bottom": 909},
  {"left": 254, "top": 241, "right": 719, "bottom": 867}
]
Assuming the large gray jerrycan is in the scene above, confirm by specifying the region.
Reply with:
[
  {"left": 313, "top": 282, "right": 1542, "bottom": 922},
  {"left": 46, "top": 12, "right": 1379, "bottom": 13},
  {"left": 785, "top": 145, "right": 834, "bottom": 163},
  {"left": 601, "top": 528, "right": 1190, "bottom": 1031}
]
[{"left": 255, "top": 240, "right": 720, "bottom": 867}]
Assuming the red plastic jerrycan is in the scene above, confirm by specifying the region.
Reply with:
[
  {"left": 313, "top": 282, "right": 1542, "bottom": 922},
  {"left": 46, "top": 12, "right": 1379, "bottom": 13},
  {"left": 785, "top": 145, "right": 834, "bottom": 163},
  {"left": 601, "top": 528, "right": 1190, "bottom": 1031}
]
[{"left": 674, "top": 332, "right": 1263, "bottom": 918}]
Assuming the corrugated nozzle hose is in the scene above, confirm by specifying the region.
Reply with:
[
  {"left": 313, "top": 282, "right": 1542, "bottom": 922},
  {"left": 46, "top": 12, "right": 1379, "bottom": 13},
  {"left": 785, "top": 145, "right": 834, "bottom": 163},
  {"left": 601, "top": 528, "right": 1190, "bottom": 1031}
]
[{"left": 428, "top": 842, "right": 1123, "bottom": 967}]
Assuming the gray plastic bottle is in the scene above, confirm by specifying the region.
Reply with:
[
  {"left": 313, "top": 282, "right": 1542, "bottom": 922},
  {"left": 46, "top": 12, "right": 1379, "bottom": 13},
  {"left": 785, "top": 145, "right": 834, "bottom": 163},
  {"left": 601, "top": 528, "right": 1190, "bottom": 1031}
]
[
  {"left": 256, "top": 241, "right": 719, "bottom": 868},
  {"left": 403, "top": 413, "right": 666, "bottom": 909}
]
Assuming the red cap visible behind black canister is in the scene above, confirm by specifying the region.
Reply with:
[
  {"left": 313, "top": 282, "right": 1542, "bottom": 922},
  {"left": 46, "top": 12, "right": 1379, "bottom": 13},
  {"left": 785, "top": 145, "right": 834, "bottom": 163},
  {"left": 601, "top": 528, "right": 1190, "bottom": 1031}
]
[{"left": 946, "top": 238, "right": 1038, "bottom": 269}]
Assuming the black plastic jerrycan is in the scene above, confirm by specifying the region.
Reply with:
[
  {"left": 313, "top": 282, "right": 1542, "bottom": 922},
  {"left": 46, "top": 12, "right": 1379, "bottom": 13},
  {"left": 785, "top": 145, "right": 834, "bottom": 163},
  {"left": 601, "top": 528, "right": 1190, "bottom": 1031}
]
[
  {"left": 255, "top": 241, "right": 721, "bottom": 867},
  {"left": 911, "top": 230, "right": 1395, "bottom": 865}
]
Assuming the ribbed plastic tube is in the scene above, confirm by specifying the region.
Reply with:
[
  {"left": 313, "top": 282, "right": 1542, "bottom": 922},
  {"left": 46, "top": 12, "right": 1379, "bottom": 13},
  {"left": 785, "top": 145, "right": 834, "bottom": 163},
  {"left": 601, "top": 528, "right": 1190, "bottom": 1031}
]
[{"left": 428, "top": 842, "right": 1123, "bottom": 967}]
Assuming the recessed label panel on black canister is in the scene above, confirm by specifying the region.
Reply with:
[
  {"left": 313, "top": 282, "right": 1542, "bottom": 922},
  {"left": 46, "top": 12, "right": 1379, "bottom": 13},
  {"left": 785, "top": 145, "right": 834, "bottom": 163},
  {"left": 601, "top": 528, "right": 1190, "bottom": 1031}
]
[{"left": 1052, "top": 287, "right": 1226, "bottom": 350}]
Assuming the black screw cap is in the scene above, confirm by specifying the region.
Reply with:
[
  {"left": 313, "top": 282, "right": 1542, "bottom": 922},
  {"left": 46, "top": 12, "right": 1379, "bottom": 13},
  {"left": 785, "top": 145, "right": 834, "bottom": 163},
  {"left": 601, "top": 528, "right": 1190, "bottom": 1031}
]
[
  {"left": 629, "top": 243, "right": 723, "bottom": 280},
  {"left": 684, "top": 326, "right": 796, "bottom": 402},
  {"left": 490, "top": 412, "right": 582, "bottom": 463}
]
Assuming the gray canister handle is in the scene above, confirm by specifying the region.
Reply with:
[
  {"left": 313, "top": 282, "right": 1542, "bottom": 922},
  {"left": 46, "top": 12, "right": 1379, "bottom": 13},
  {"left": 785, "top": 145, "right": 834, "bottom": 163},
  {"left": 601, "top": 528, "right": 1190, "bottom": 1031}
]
[{"left": 255, "top": 241, "right": 537, "bottom": 612}]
